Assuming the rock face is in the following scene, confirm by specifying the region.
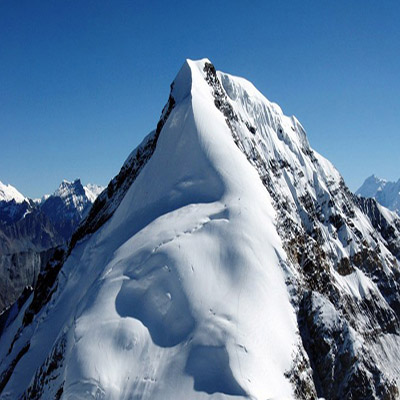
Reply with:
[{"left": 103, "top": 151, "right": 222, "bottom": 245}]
[
  {"left": 0, "top": 59, "right": 399, "bottom": 400},
  {"left": 0, "top": 209, "right": 63, "bottom": 312},
  {"left": 0, "top": 181, "right": 64, "bottom": 313},
  {"left": 357, "top": 175, "right": 400, "bottom": 216}
]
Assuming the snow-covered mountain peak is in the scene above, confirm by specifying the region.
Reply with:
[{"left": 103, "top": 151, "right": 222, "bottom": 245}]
[
  {"left": 38, "top": 179, "right": 104, "bottom": 241},
  {"left": 357, "top": 174, "right": 400, "bottom": 215},
  {"left": 172, "top": 59, "right": 312, "bottom": 162},
  {"left": 54, "top": 178, "right": 85, "bottom": 199},
  {"left": 217, "top": 69, "right": 311, "bottom": 155},
  {"left": 0, "top": 180, "right": 26, "bottom": 204},
  {"left": 83, "top": 183, "right": 104, "bottom": 203},
  {"left": 33, "top": 194, "right": 50, "bottom": 205},
  {"left": 1, "top": 59, "right": 400, "bottom": 400},
  {"left": 165, "top": 58, "right": 212, "bottom": 108},
  {"left": 0, "top": 181, "right": 32, "bottom": 224},
  {"left": 356, "top": 174, "right": 387, "bottom": 196},
  {"left": 43, "top": 179, "right": 104, "bottom": 205}
]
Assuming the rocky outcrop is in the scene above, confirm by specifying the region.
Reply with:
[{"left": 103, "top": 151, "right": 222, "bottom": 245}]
[{"left": 203, "top": 61, "right": 400, "bottom": 398}]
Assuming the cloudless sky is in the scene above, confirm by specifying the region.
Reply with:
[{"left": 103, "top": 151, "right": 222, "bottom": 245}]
[{"left": 0, "top": 0, "right": 399, "bottom": 198}]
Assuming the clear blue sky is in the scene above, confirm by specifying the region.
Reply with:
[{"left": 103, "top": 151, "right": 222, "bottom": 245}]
[{"left": 1, "top": 0, "right": 399, "bottom": 198}]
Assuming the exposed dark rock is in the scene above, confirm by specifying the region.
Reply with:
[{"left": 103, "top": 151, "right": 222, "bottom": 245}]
[
  {"left": 0, "top": 342, "right": 30, "bottom": 394},
  {"left": 336, "top": 257, "right": 355, "bottom": 276},
  {"left": 22, "top": 247, "right": 65, "bottom": 327},
  {"left": 204, "top": 64, "right": 400, "bottom": 399},
  {"left": 0, "top": 207, "right": 64, "bottom": 313},
  {"left": 0, "top": 285, "right": 33, "bottom": 337},
  {"left": 69, "top": 91, "right": 175, "bottom": 254},
  {"left": 20, "top": 335, "right": 66, "bottom": 400}
]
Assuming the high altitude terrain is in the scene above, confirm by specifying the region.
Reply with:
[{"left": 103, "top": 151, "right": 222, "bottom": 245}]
[
  {"left": 357, "top": 175, "right": 400, "bottom": 216},
  {"left": 0, "top": 59, "right": 399, "bottom": 400},
  {"left": 0, "top": 180, "right": 103, "bottom": 312}
]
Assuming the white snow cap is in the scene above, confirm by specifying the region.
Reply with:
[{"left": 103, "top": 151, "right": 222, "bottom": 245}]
[
  {"left": 356, "top": 174, "right": 387, "bottom": 197},
  {"left": 33, "top": 194, "right": 50, "bottom": 204},
  {"left": 171, "top": 58, "right": 211, "bottom": 102},
  {"left": 0, "top": 180, "right": 26, "bottom": 203},
  {"left": 84, "top": 183, "right": 105, "bottom": 202},
  {"left": 53, "top": 178, "right": 83, "bottom": 197},
  {"left": 357, "top": 174, "right": 400, "bottom": 214}
]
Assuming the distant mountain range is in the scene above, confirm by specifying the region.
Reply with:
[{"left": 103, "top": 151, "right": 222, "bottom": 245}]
[
  {"left": 0, "top": 179, "right": 104, "bottom": 312},
  {"left": 357, "top": 175, "right": 400, "bottom": 215}
]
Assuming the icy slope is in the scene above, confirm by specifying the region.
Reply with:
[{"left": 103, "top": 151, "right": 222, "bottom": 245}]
[{"left": 0, "top": 59, "right": 399, "bottom": 400}]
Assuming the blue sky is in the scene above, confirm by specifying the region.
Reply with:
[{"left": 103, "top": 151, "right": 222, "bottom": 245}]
[{"left": 1, "top": 0, "right": 399, "bottom": 198}]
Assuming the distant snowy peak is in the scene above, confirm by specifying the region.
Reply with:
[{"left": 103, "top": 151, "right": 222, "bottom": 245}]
[
  {"left": 0, "top": 180, "right": 26, "bottom": 203},
  {"left": 54, "top": 178, "right": 86, "bottom": 200},
  {"left": 52, "top": 179, "right": 104, "bottom": 204},
  {"left": 0, "top": 180, "right": 33, "bottom": 224},
  {"left": 356, "top": 174, "right": 387, "bottom": 197},
  {"left": 0, "top": 178, "right": 104, "bottom": 235},
  {"left": 357, "top": 174, "right": 400, "bottom": 214},
  {"left": 49, "top": 179, "right": 103, "bottom": 213},
  {"left": 33, "top": 194, "right": 50, "bottom": 205},
  {"left": 39, "top": 179, "right": 105, "bottom": 241},
  {"left": 84, "top": 183, "right": 105, "bottom": 203}
]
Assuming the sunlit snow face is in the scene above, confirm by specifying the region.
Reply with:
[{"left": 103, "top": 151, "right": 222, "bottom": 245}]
[
  {"left": 70, "top": 59, "right": 301, "bottom": 398},
  {"left": 114, "top": 238, "right": 247, "bottom": 397},
  {"left": 116, "top": 252, "right": 196, "bottom": 348}
]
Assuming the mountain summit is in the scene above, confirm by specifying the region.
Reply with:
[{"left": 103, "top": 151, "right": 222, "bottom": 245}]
[
  {"left": 357, "top": 174, "right": 400, "bottom": 216},
  {"left": 40, "top": 179, "right": 105, "bottom": 241},
  {"left": 0, "top": 181, "right": 26, "bottom": 204},
  {"left": 0, "top": 59, "right": 399, "bottom": 400}
]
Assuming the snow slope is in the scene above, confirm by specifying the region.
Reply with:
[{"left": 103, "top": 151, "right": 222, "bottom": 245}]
[
  {"left": 0, "top": 181, "right": 26, "bottom": 204},
  {"left": 0, "top": 59, "right": 399, "bottom": 400}
]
